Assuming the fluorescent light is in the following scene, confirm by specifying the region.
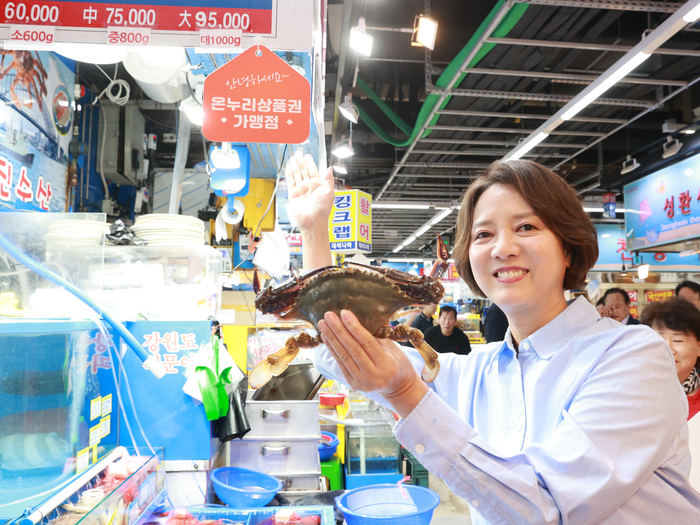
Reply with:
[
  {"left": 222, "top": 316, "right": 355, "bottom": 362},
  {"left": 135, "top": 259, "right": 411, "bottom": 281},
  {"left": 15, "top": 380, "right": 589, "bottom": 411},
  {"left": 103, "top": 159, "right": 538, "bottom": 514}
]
[
  {"left": 350, "top": 17, "right": 373, "bottom": 57},
  {"left": 411, "top": 15, "right": 438, "bottom": 51},
  {"left": 637, "top": 264, "right": 650, "bottom": 279},
  {"left": 392, "top": 245, "right": 404, "bottom": 253},
  {"left": 685, "top": 168, "right": 694, "bottom": 177},
  {"left": 683, "top": 4, "right": 700, "bottom": 22},
  {"left": 331, "top": 139, "right": 354, "bottom": 159},
  {"left": 332, "top": 163, "right": 348, "bottom": 175},
  {"left": 684, "top": 129, "right": 696, "bottom": 135},
  {"left": 508, "top": 132, "right": 548, "bottom": 160},
  {"left": 402, "top": 236, "right": 417, "bottom": 246},
  {"left": 338, "top": 94, "right": 359, "bottom": 124},
  {"left": 562, "top": 51, "right": 650, "bottom": 121},
  {"left": 372, "top": 203, "right": 430, "bottom": 209},
  {"left": 602, "top": 234, "right": 611, "bottom": 238},
  {"left": 430, "top": 208, "right": 453, "bottom": 225},
  {"left": 414, "top": 224, "right": 431, "bottom": 237}
]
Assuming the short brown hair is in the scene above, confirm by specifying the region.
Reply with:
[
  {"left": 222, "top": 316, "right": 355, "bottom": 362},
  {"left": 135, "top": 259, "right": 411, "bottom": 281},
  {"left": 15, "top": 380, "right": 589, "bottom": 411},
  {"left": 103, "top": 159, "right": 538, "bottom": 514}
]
[{"left": 453, "top": 160, "right": 599, "bottom": 297}]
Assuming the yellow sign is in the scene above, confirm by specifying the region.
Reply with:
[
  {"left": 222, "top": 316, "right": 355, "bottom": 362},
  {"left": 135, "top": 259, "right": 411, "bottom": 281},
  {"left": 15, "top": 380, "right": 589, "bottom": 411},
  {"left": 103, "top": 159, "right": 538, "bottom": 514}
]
[{"left": 328, "top": 189, "right": 372, "bottom": 253}]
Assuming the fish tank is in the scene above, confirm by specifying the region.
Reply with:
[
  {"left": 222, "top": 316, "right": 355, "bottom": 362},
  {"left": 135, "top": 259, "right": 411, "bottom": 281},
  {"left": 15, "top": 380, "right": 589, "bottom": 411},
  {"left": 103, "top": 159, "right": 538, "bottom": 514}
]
[
  {"left": 345, "top": 405, "right": 400, "bottom": 475},
  {"left": 0, "top": 319, "right": 119, "bottom": 522}
]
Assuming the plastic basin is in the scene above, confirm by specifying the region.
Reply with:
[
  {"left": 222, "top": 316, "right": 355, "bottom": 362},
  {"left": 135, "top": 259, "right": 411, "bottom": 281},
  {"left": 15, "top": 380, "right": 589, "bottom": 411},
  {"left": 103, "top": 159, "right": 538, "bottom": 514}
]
[
  {"left": 211, "top": 466, "right": 282, "bottom": 508},
  {"left": 336, "top": 483, "right": 440, "bottom": 525},
  {"left": 318, "top": 431, "right": 339, "bottom": 462},
  {"left": 319, "top": 392, "right": 346, "bottom": 406}
]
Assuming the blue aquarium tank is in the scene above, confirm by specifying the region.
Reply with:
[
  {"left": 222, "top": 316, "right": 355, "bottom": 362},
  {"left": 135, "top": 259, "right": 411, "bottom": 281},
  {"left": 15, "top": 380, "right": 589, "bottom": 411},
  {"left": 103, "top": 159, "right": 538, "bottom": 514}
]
[{"left": 0, "top": 319, "right": 118, "bottom": 521}]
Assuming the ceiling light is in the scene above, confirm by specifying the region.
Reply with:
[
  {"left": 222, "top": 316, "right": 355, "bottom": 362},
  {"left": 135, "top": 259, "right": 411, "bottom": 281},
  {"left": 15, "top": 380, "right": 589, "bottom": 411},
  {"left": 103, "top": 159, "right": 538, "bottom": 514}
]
[
  {"left": 561, "top": 51, "right": 650, "bottom": 121},
  {"left": 602, "top": 234, "right": 611, "bottom": 238},
  {"left": 662, "top": 136, "right": 682, "bottom": 159},
  {"left": 338, "top": 94, "right": 359, "bottom": 124},
  {"left": 332, "top": 160, "right": 348, "bottom": 175},
  {"left": 414, "top": 224, "right": 431, "bottom": 237},
  {"left": 331, "top": 138, "right": 354, "bottom": 159},
  {"left": 430, "top": 208, "right": 453, "bottom": 225},
  {"left": 350, "top": 17, "right": 373, "bottom": 57},
  {"left": 392, "top": 245, "right": 404, "bottom": 253},
  {"left": 684, "top": 129, "right": 696, "bottom": 135},
  {"left": 372, "top": 202, "right": 430, "bottom": 209},
  {"left": 637, "top": 264, "right": 650, "bottom": 279},
  {"left": 685, "top": 168, "right": 694, "bottom": 177},
  {"left": 507, "top": 132, "right": 548, "bottom": 160},
  {"left": 662, "top": 119, "right": 695, "bottom": 134},
  {"left": 402, "top": 236, "right": 417, "bottom": 246},
  {"left": 411, "top": 15, "right": 438, "bottom": 51},
  {"left": 683, "top": 4, "right": 700, "bottom": 22},
  {"left": 620, "top": 155, "right": 640, "bottom": 175},
  {"left": 210, "top": 143, "right": 241, "bottom": 169}
]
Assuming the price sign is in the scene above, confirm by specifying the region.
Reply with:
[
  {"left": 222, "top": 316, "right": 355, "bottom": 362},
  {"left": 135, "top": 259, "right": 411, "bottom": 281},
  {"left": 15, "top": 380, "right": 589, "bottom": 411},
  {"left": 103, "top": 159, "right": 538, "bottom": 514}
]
[
  {"left": 9, "top": 24, "right": 54, "bottom": 43},
  {"left": 199, "top": 28, "right": 242, "bottom": 49},
  {"left": 202, "top": 44, "right": 310, "bottom": 144},
  {"left": 107, "top": 26, "right": 151, "bottom": 45}
]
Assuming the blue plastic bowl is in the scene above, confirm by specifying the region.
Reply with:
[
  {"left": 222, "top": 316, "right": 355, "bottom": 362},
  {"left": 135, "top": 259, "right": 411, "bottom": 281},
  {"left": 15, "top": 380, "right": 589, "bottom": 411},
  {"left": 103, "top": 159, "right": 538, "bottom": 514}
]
[
  {"left": 211, "top": 466, "right": 282, "bottom": 508},
  {"left": 319, "top": 431, "right": 339, "bottom": 462},
  {"left": 336, "top": 483, "right": 440, "bottom": 525}
]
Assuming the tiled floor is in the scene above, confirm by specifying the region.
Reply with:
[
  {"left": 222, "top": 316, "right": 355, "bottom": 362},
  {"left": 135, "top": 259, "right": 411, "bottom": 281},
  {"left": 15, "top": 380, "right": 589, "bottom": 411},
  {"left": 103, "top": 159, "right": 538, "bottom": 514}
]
[{"left": 429, "top": 473, "right": 473, "bottom": 524}]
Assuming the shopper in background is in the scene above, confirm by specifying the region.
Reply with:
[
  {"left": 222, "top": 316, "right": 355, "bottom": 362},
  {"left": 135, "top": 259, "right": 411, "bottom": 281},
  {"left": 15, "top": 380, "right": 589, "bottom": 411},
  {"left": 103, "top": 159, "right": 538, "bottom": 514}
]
[
  {"left": 286, "top": 153, "right": 700, "bottom": 524},
  {"left": 602, "top": 287, "right": 640, "bottom": 325},
  {"left": 675, "top": 280, "right": 700, "bottom": 310},
  {"left": 642, "top": 298, "right": 700, "bottom": 420},
  {"left": 410, "top": 303, "right": 437, "bottom": 334},
  {"left": 422, "top": 305, "right": 471, "bottom": 356},
  {"left": 483, "top": 302, "right": 508, "bottom": 343}
]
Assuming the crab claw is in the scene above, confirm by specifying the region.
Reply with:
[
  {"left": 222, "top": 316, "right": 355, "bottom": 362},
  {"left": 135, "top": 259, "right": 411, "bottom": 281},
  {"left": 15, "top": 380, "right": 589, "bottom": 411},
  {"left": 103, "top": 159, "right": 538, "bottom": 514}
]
[
  {"left": 249, "top": 346, "right": 301, "bottom": 389},
  {"left": 428, "top": 234, "right": 450, "bottom": 280},
  {"left": 253, "top": 270, "right": 262, "bottom": 294}
]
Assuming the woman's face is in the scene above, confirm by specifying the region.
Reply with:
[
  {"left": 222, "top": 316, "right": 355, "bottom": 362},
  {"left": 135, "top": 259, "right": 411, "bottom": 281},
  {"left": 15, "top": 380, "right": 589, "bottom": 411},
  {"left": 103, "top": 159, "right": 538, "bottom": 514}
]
[
  {"left": 653, "top": 325, "right": 700, "bottom": 384},
  {"left": 468, "top": 184, "right": 570, "bottom": 316}
]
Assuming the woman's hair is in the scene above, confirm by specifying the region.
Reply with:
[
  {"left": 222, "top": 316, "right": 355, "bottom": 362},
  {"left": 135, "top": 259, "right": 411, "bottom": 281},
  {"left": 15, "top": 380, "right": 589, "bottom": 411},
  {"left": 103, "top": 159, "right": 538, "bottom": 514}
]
[
  {"left": 641, "top": 298, "right": 700, "bottom": 342},
  {"left": 453, "top": 160, "right": 599, "bottom": 297},
  {"left": 675, "top": 280, "right": 700, "bottom": 297}
]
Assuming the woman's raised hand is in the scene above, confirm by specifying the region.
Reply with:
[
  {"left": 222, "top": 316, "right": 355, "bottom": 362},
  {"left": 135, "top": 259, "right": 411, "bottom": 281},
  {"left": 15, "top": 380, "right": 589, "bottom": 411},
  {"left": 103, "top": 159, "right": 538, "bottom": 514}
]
[{"left": 287, "top": 151, "right": 335, "bottom": 232}]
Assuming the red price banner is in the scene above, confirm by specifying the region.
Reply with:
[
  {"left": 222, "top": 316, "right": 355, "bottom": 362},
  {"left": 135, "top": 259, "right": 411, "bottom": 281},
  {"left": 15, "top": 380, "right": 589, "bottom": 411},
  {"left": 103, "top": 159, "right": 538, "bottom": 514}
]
[
  {"left": 629, "top": 306, "right": 639, "bottom": 319},
  {"left": 645, "top": 290, "right": 674, "bottom": 303},
  {"left": 202, "top": 45, "right": 310, "bottom": 144},
  {"left": 627, "top": 290, "right": 638, "bottom": 303}
]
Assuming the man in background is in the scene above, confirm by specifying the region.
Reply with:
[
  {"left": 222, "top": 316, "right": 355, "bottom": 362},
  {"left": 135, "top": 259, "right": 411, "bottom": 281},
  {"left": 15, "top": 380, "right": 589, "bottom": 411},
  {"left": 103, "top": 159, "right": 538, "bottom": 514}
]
[
  {"left": 603, "top": 288, "right": 640, "bottom": 325},
  {"left": 424, "top": 305, "right": 472, "bottom": 356},
  {"left": 411, "top": 304, "right": 437, "bottom": 334},
  {"left": 676, "top": 281, "right": 700, "bottom": 310}
]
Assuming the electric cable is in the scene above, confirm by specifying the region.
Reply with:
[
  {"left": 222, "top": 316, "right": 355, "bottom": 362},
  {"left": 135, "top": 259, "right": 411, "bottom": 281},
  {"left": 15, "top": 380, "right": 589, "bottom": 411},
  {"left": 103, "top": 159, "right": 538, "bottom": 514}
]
[{"left": 93, "top": 64, "right": 130, "bottom": 106}]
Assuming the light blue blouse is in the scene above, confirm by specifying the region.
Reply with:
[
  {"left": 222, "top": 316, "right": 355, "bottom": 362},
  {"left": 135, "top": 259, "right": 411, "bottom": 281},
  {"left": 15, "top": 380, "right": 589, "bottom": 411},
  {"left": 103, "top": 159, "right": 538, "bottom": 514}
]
[{"left": 313, "top": 297, "right": 700, "bottom": 524}]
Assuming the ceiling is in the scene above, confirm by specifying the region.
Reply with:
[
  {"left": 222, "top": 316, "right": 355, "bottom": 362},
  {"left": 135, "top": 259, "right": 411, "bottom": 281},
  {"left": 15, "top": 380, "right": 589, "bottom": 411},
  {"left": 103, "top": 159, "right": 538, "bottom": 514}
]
[{"left": 327, "top": 0, "right": 700, "bottom": 259}]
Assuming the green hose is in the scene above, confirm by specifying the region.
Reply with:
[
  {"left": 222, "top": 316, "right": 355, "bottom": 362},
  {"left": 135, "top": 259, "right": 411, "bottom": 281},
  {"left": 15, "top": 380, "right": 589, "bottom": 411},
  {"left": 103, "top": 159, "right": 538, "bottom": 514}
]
[{"left": 354, "top": 1, "right": 529, "bottom": 147}]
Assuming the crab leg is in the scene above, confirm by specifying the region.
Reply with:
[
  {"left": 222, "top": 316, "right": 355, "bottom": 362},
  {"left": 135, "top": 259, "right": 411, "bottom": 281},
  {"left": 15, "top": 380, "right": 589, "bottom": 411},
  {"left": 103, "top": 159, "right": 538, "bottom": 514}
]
[
  {"left": 374, "top": 324, "right": 440, "bottom": 383},
  {"left": 249, "top": 332, "right": 322, "bottom": 389},
  {"left": 429, "top": 234, "right": 450, "bottom": 280}
]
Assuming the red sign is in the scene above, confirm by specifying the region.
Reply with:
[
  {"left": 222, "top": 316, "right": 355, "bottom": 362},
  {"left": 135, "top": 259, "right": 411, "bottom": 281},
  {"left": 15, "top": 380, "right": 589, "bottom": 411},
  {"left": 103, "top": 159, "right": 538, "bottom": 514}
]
[
  {"left": 627, "top": 290, "right": 638, "bottom": 303},
  {"left": 202, "top": 45, "right": 310, "bottom": 144},
  {"left": 0, "top": 2, "right": 272, "bottom": 33},
  {"left": 645, "top": 290, "right": 674, "bottom": 303},
  {"left": 441, "top": 263, "right": 459, "bottom": 282},
  {"left": 629, "top": 306, "right": 639, "bottom": 319}
]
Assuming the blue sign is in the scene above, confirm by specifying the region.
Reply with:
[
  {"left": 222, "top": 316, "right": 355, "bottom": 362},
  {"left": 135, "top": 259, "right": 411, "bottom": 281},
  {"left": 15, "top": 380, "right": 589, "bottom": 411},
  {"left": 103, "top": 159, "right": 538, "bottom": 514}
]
[{"left": 624, "top": 151, "right": 700, "bottom": 252}]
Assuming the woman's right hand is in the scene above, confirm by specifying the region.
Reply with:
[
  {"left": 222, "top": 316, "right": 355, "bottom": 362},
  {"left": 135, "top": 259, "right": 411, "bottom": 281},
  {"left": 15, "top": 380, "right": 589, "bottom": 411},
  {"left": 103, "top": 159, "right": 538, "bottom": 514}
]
[{"left": 287, "top": 151, "right": 335, "bottom": 232}]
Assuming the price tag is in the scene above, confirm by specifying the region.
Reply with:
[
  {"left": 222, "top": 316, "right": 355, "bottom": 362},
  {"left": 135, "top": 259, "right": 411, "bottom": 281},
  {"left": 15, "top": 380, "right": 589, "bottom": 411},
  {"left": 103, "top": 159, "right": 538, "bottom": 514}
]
[
  {"left": 90, "top": 396, "right": 102, "bottom": 421},
  {"left": 198, "top": 29, "right": 242, "bottom": 50},
  {"left": 102, "top": 394, "right": 112, "bottom": 416},
  {"left": 76, "top": 448, "right": 89, "bottom": 473},
  {"left": 9, "top": 24, "right": 55, "bottom": 45},
  {"left": 89, "top": 424, "right": 101, "bottom": 447},
  {"left": 100, "top": 415, "right": 111, "bottom": 438},
  {"left": 107, "top": 26, "right": 151, "bottom": 46}
]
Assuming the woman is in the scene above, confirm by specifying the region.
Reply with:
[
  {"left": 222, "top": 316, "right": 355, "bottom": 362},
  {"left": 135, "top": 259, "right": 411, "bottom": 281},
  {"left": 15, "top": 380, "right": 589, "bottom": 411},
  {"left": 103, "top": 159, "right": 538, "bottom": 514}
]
[
  {"left": 286, "top": 154, "right": 700, "bottom": 524},
  {"left": 642, "top": 298, "right": 700, "bottom": 419}
]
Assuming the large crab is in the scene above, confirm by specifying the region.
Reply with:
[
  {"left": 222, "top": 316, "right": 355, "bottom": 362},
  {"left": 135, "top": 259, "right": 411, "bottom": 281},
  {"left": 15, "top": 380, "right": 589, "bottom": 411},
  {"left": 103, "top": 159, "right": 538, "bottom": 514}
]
[
  {"left": 249, "top": 236, "right": 450, "bottom": 389},
  {"left": 0, "top": 51, "right": 48, "bottom": 110}
]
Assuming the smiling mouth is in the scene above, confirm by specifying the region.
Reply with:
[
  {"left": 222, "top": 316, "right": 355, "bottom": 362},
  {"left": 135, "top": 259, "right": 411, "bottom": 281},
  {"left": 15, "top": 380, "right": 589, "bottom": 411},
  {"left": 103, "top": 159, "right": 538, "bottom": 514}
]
[{"left": 495, "top": 269, "right": 528, "bottom": 279}]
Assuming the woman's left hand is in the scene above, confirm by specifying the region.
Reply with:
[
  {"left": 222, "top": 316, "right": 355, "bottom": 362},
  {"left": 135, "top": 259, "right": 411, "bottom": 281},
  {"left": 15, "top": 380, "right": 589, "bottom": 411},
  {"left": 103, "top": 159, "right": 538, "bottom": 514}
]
[{"left": 318, "top": 310, "right": 428, "bottom": 417}]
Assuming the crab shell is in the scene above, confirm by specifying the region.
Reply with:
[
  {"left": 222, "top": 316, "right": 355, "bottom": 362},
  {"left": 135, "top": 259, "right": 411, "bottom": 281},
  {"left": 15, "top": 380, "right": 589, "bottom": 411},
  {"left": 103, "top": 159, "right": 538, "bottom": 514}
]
[{"left": 255, "top": 265, "right": 445, "bottom": 332}]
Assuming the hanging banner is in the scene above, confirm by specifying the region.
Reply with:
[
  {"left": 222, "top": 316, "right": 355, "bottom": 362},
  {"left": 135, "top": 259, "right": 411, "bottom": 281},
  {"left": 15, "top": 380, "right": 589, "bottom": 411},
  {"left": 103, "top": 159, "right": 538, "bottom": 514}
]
[
  {"left": 646, "top": 290, "right": 674, "bottom": 303},
  {"left": 202, "top": 44, "right": 310, "bottom": 144},
  {"left": 328, "top": 189, "right": 371, "bottom": 254},
  {"left": 0, "top": 50, "right": 73, "bottom": 211}
]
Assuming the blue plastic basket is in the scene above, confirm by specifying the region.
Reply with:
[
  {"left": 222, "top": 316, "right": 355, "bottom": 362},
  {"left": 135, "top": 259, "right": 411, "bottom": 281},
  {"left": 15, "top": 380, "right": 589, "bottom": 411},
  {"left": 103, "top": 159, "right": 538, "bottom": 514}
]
[
  {"left": 319, "top": 431, "right": 339, "bottom": 462},
  {"left": 211, "top": 467, "right": 283, "bottom": 508},
  {"left": 336, "top": 483, "right": 440, "bottom": 525}
]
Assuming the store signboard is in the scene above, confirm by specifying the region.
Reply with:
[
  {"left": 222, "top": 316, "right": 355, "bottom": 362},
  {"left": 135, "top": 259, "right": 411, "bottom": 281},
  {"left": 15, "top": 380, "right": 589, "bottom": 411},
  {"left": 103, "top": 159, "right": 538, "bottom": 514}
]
[
  {"left": 624, "top": 151, "right": 700, "bottom": 252},
  {"left": 627, "top": 290, "right": 638, "bottom": 303},
  {"left": 285, "top": 232, "right": 302, "bottom": 254},
  {"left": 646, "top": 290, "right": 674, "bottom": 302},
  {"left": 202, "top": 45, "right": 310, "bottom": 144},
  {"left": 593, "top": 223, "right": 700, "bottom": 272},
  {"left": 0, "top": 50, "right": 73, "bottom": 211},
  {"left": 442, "top": 263, "right": 460, "bottom": 282},
  {"left": 328, "top": 189, "right": 371, "bottom": 254},
  {"left": 629, "top": 306, "right": 639, "bottom": 319}
]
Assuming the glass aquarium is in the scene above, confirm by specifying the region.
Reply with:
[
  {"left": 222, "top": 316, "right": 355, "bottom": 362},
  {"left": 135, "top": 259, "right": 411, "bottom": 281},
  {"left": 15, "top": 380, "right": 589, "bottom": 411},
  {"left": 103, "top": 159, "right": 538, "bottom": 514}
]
[
  {"left": 0, "top": 319, "right": 118, "bottom": 521},
  {"left": 345, "top": 405, "right": 401, "bottom": 475}
]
